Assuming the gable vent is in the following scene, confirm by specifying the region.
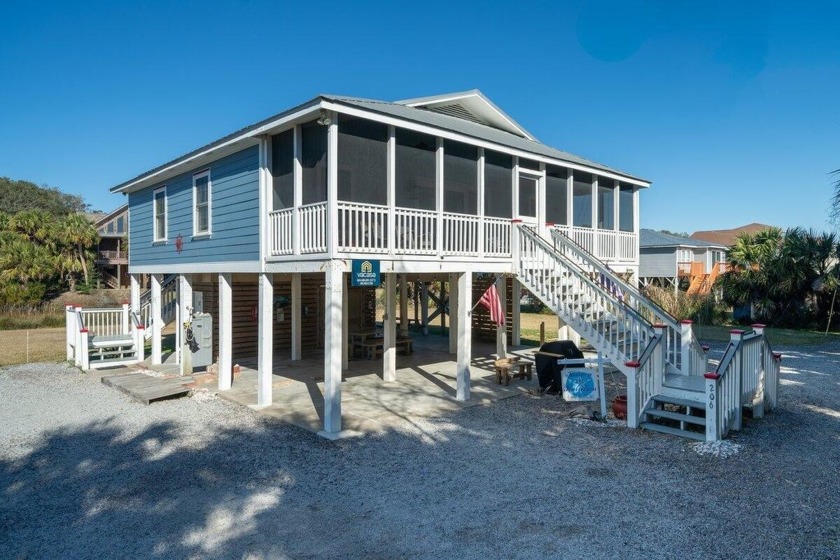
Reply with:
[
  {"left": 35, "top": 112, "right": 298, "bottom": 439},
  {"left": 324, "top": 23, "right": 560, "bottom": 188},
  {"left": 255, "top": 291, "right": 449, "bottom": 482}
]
[{"left": 426, "top": 103, "right": 488, "bottom": 125}]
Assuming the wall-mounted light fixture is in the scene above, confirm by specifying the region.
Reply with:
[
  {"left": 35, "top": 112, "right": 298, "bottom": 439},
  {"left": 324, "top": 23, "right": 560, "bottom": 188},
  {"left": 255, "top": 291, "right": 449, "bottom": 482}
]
[{"left": 316, "top": 109, "right": 332, "bottom": 126}]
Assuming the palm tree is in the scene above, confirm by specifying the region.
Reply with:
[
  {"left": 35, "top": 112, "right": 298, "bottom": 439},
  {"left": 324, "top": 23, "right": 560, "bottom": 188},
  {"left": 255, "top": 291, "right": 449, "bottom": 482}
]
[{"left": 57, "top": 213, "right": 99, "bottom": 287}]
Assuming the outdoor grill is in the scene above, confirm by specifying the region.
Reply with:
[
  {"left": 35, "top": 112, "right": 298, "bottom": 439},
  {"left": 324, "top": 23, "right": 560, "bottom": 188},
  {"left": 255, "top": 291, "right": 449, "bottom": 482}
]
[{"left": 535, "top": 340, "right": 585, "bottom": 392}]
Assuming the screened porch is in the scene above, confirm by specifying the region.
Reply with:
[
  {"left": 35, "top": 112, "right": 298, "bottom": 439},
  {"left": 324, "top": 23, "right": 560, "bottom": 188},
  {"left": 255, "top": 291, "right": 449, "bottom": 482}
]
[{"left": 267, "top": 113, "right": 639, "bottom": 265}]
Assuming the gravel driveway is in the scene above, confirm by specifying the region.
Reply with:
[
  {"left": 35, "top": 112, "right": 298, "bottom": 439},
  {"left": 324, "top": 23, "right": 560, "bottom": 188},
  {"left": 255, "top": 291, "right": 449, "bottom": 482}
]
[{"left": 2, "top": 340, "right": 839, "bottom": 559}]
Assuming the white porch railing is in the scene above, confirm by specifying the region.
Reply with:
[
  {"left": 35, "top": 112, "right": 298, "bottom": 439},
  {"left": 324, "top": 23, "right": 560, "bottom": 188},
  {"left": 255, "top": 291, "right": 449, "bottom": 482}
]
[
  {"left": 66, "top": 304, "right": 143, "bottom": 371},
  {"left": 484, "top": 217, "right": 511, "bottom": 257},
  {"left": 269, "top": 208, "right": 294, "bottom": 256},
  {"left": 394, "top": 208, "right": 437, "bottom": 255},
  {"left": 552, "top": 224, "right": 637, "bottom": 263},
  {"left": 624, "top": 330, "right": 665, "bottom": 428},
  {"left": 299, "top": 202, "right": 328, "bottom": 254},
  {"left": 442, "top": 212, "right": 480, "bottom": 256},
  {"left": 337, "top": 202, "right": 389, "bottom": 253}
]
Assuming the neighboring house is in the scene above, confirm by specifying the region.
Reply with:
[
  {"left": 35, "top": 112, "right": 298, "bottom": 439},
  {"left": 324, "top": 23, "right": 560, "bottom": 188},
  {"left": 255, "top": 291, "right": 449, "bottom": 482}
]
[
  {"left": 691, "top": 223, "right": 774, "bottom": 247},
  {"left": 639, "top": 229, "right": 727, "bottom": 294},
  {"left": 92, "top": 204, "right": 130, "bottom": 288}
]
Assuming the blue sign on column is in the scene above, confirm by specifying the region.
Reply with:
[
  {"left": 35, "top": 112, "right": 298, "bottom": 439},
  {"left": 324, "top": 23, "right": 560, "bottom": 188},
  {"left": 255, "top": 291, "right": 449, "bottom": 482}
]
[{"left": 351, "top": 259, "right": 380, "bottom": 287}]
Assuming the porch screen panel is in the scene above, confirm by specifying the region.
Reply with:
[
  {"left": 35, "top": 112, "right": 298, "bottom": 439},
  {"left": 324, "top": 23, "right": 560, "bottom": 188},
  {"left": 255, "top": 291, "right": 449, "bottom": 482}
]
[
  {"left": 338, "top": 116, "right": 387, "bottom": 204},
  {"left": 484, "top": 150, "right": 512, "bottom": 218},
  {"left": 519, "top": 158, "right": 540, "bottom": 171},
  {"left": 301, "top": 121, "right": 327, "bottom": 205},
  {"left": 271, "top": 129, "right": 294, "bottom": 209},
  {"left": 619, "top": 184, "right": 634, "bottom": 232},
  {"left": 519, "top": 176, "right": 537, "bottom": 218},
  {"left": 443, "top": 140, "right": 478, "bottom": 214},
  {"left": 395, "top": 129, "right": 436, "bottom": 210},
  {"left": 573, "top": 171, "right": 593, "bottom": 227},
  {"left": 598, "top": 178, "right": 615, "bottom": 229},
  {"left": 545, "top": 166, "right": 567, "bottom": 225}
]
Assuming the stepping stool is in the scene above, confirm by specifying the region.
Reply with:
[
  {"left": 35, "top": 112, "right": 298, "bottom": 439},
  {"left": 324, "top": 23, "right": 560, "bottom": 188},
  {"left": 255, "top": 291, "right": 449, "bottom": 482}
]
[{"left": 494, "top": 357, "right": 534, "bottom": 386}]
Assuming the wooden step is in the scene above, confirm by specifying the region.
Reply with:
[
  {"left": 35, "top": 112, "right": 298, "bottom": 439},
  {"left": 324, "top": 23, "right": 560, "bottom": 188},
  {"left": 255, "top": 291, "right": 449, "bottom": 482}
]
[
  {"left": 644, "top": 407, "right": 706, "bottom": 425},
  {"left": 640, "top": 422, "right": 705, "bottom": 441},
  {"left": 651, "top": 395, "right": 706, "bottom": 409}
]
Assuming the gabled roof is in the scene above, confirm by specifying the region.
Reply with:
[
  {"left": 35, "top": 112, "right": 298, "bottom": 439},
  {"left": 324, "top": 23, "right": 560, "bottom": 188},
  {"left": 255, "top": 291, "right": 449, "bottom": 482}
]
[
  {"left": 640, "top": 229, "right": 725, "bottom": 249},
  {"left": 111, "top": 91, "right": 650, "bottom": 194},
  {"left": 691, "top": 223, "right": 775, "bottom": 247},
  {"left": 93, "top": 204, "right": 128, "bottom": 227},
  {"left": 396, "top": 89, "right": 536, "bottom": 140}
]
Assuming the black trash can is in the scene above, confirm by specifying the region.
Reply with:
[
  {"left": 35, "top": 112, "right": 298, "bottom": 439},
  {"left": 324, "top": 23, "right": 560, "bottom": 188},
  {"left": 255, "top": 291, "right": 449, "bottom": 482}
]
[{"left": 535, "top": 340, "right": 585, "bottom": 392}]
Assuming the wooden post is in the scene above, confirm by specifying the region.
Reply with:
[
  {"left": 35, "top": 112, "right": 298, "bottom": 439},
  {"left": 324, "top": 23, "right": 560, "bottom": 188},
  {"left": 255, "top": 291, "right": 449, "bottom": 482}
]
[
  {"left": 178, "top": 274, "right": 193, "bottom": 373},
  {"left": 65, "top": 305, "right": 75, "bottom": 361},
  {"left": 257, "top": 273, "right": 273, "bottom": 407},
  {"left": 680, "top": 319, "right": 693, "bottom": 375},
  {"left": 512, "top": 278, "right": 521, "bottom": 346},
  {"left": 399, "top": 275, "right": 409, "bottom": 334},
  {"left": 135, "top": 325, "right": 145, "bottom": 362},
  {"left": 291, "top": 273, "right": 302, "bottom": 360},
  {"left": 539, "top": 321, "right": 545, "bottom": 346},
  {"left": 495, "top": 275, "right": 507, "bottom": 359},
  {"left": 151, "top": 274, "right": 163, "bottom": 365},
  {"left": 456, "top": 271, "right": 472, "bottom": 401},
  {"left": 218, "top": 273, "right": 233, "bottom": 391},
  {"left": 704, "top": 372, "right": 720, "bottom": 441},
  {"left": 448, "top": 273, "right": 458, "bottom": 354},
  {"left": 74, "top": 306, "right": 83, "bottom": 367},
  {"left": 421, "top": 282, "right": 429, "bottom": 335},
  {"left": 384, "top": 273, "right": 397, "bottom": 382},
  {"left": 80, "top": 328, "right": 90, "bottom": 371},
  {"left": 130, "top": 275, "right": 141, "bottom": 317},
  {"left": 122, "top": 303, "right": 130, "bottom": 335},
  {"left": 624, "top": 361, "right": 639, "bottom": 428},
  {"left": 321, "top": 262, "right": 344, "bottom": 435}
]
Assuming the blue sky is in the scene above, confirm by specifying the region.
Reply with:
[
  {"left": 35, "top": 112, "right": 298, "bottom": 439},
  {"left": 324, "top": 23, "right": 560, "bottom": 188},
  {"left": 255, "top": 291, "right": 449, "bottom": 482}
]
[{"left": 1, "top": 0, "right": 838, "bottom": 234}]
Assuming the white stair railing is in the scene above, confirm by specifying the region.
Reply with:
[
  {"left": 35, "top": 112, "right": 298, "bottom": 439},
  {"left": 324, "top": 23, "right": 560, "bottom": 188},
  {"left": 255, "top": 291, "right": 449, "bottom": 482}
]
[
  {"left": 515, "top": 224, "right": 655, "bottom": 376},
  {"left": 138, "top": 275, "right": 178, "bottom": 339},
  {"left": 548, "top": 227, "right": 707, "bottom": 375},
  {"left": 704, "top": 327, "right": 780, "bottom": 441}
]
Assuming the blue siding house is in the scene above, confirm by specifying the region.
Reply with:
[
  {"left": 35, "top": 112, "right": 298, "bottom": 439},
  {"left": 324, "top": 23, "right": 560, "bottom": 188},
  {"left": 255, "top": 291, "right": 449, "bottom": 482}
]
[{"left": 112, "top": 90, "right": 665, "bottom": 438}]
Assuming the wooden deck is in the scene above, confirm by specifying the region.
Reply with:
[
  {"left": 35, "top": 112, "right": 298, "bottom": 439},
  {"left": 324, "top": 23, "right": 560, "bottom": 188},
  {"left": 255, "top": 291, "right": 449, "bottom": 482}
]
[{"left": 101, "top": 372, "right": 194, "bottom": 405}]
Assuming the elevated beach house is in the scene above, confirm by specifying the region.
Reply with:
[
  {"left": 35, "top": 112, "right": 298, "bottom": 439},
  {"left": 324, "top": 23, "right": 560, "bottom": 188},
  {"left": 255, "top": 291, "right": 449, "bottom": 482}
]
[
  {"left": 67, "top": 91, "right": 779, "bottom": 441},
  {"left": 639, "top": 229, "right": 727, "bottom": 295}
]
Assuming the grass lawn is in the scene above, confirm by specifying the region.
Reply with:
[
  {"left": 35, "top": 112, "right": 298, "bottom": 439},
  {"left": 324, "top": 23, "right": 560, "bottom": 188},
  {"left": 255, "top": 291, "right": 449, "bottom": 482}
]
[
  {"left": 692, "top": 324, "right": 840, "bottom": 346},
  {"left": 0, "top": 328, "right": 66, "bottom": 366}
]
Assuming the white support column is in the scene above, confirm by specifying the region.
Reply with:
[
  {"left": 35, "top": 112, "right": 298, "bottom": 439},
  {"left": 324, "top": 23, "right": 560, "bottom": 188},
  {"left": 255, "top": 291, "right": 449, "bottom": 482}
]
[
  {"left": 257, "top": 273, "right": 274, "bottom": 407},
  {"left": 448, "top": 273, "right": 458, "bottom": 354},
  {"left": 386, "top": 125, "right": 396, "bottom": 255},
  {"left": 512, "top": 277, "right": 521, "bottom": 346},
  {"left": 121, "top": 302, "right": 130, "bottom": 335},
  {"left": 218, "top": 273, "right": 233, "bottom": 391},
  {"left": 456, "top": 272, "right": 472, "bottom": 401},
  {"left": 151, "top": 274, "right": 162, "bottom": 365},
  {"left": 566, "top": 170, "right": 574, "bottom": 228},
  {"left": 258, "top": 135, "right": 270, "bottom": 263},
  {"left": 383, "top": 273, "right": 397, "bottom": 382},
  {"left": 680, "top": 320, "right": 694, "bottom": 375},
  {"left": 436, "top": 137, "right": 444, "bottom": 258},
  {"left": 65, "top": 305, "right": 75, "bottom": 361},
  {"left": 495, "top": 275, "right": 507, "bottom": 359},
  {"left": 477, "top": 147, "right": 485, "bottom": 257},
  {"left": 591, "top": 175, "right": 598, "bottom": 235},
  {"left": 293, "top": 124, "right": 302, "bottom": 256},
  {"left": 291, "top": 273, "right": 302, "bottom": 360},
  {"left": 130, "top": 275, "right": 141, "bottom": 317},
  {"left": 327, "top": 113, "right": 339, "bottom": 257},
  {"left": 399, "top": 275, "right": 409, "bottom": 334},
  {"left": 321, "top": 262, "right": 344, "bottom": 436},
  {"left": 178, "top": 274, "right": 193, "bottom": 372}
]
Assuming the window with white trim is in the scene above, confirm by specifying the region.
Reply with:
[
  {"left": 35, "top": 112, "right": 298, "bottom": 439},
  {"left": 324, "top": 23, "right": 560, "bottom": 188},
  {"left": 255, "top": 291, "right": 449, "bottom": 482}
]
[
  {"left": 153, "top": 186, "right": 167, "bottom": 242},
  {"left": 193, "top": 170, "right": 211, "bottom": 235}
]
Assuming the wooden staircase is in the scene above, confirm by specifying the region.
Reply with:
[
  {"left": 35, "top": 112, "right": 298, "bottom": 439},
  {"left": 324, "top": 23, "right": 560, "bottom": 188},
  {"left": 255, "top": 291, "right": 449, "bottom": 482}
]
[
  {"left": 513, "top": 225, "right": 781, "bottom": 442},
  {"left": 138, "top": 274, "right": 178, "bottom": 339}
]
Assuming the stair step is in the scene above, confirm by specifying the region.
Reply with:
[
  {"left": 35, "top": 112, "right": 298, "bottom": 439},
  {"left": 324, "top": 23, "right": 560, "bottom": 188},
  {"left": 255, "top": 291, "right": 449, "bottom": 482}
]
[
  {"left": 644, "top": 408, "right": 706, "bottom": 425},
  {"left": 652, "top": 395, "right": 706, "bottom": 408},
  {"left": 640, "top": 422, "right": 706, "bottom": 441}
]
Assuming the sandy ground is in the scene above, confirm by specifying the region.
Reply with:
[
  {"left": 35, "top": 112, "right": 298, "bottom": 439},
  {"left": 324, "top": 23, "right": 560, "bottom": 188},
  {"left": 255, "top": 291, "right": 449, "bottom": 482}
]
[{"left": 1, "top": 340, "right": 839, "bottom": 559}]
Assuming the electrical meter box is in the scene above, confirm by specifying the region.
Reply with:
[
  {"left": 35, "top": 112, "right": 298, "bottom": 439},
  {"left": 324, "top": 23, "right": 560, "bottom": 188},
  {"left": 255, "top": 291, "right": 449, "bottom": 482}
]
[{"left": 189, "top": 313, "right": 213, "bottom": 368}]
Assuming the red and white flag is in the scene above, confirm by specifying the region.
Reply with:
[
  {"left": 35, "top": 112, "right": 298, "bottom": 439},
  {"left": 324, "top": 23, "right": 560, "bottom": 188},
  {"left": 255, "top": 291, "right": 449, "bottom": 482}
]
[{"left": 478, "top": 283, "right": 505, "bottom": 326}]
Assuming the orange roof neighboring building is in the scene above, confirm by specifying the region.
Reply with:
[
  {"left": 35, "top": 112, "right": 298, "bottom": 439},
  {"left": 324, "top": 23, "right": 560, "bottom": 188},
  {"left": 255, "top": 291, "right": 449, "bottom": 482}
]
[{"left": 690, "top": 223, "right": 775, "bottom": 247}]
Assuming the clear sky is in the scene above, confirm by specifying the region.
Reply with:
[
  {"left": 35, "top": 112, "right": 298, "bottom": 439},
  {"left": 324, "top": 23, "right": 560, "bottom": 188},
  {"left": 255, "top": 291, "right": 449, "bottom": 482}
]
[{"left": 1, "top": 0, "right": 838, "bottom": 234}]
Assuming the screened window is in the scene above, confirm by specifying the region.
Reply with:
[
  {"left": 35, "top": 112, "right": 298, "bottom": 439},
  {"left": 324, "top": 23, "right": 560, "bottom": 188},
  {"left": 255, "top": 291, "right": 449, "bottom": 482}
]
[
  {"left": 443, "top": 140, "right": 478, "bottom": 214},
  {"left": 395, "top": 128, "right": 436, "bottom": 210},
  {"left": 107, "top": 221, "right": 114, "bottom": 233},
  {"left": 117, "top": 216, "right": 124, "bottom": 233},
  {"left": 484, "top": 150, "right": 512, "bottom": 218},
  {"left": 518, "top": 176, "right": 537, "bottom": 218},
  {"left": 193, "top": 170, "right": 211, "bottom": 235},
  {"left": 597, "top": 177, "right": 615, "bottom": 230},
  {"left": 153, "top": 187, "right": 167, "bottom": 242},
  {"left": 338, "top": 116, "right": 387, "bottom": 205},
  {"left": 572, "top": 171, "right": 593, "bottom": 228},
  {"left": 301, "top": 120, "right": 327, "bottom": 205},
  {"left": 271, "top": 129, "right": 294, "bottom": 209},
  {"left": 545, "top": 166, "right": 568, "bottom": 225},
  {"left": 619, "top": 184, "right": 634, "bottom": 232}
]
